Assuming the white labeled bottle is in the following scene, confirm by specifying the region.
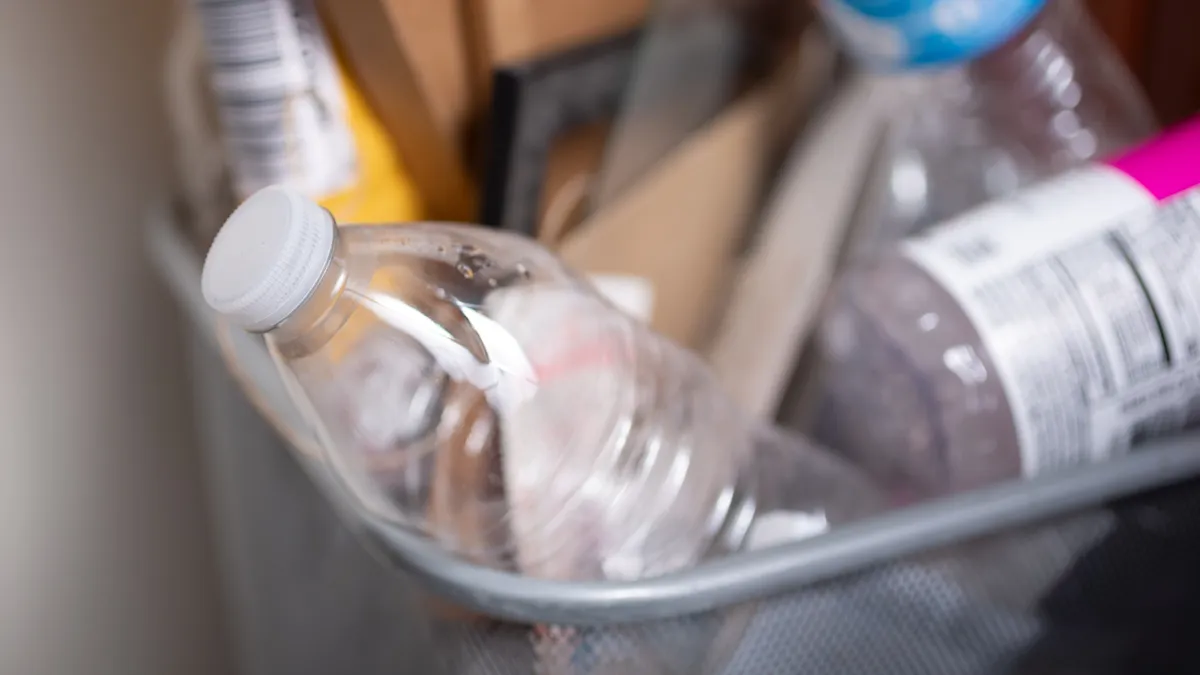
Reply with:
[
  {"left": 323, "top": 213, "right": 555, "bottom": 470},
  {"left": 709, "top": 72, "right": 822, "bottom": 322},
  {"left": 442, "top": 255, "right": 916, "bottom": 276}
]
[
  {"left": 816, "top": 0, "right": 1157, "bottom": 254},
  {"left": 804, "top": 115, "right": 1200, "bottom": 501},
  {"left": 200, "top": 186, "right": 881, "bottom": 581}
]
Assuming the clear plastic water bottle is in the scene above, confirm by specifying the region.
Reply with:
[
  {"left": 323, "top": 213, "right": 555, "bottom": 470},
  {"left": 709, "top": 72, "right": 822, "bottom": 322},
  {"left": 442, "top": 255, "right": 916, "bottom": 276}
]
[
  {"left": 201, "top": 186, "right": 882, "bottom": 581},
  {"left": 780, "top": 0, "right": 1159, "bottom": 491},
  {"left": 796, "top": 115, "right": 1200, "bottom": 502},
  {"left": 816, "top": 0, "right": 1157, "bottom": 254}
]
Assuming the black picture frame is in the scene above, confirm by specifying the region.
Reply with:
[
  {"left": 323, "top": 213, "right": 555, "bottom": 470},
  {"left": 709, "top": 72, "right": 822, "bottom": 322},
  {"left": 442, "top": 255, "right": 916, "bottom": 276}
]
[{"left": 479, "top": 31, "right": 641, "bottom": 236}]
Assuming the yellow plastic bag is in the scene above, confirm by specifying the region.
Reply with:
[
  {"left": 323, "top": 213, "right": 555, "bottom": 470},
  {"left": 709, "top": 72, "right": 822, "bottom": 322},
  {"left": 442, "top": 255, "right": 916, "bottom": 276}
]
[{"left": 317, "top": 61, "right": 424, "bottom": 224}]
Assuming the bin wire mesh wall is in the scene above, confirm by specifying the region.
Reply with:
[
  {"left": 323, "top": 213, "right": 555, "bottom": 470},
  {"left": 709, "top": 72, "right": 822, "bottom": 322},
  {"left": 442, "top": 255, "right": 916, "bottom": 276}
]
[{"left": 191, "top": 330, "right": 1200, "bottom": 675}]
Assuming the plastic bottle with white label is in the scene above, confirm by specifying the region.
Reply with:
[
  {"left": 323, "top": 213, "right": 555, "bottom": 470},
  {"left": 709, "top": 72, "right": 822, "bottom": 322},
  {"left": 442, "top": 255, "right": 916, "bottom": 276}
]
[
  {"left": 200, "top": 186, "right": 883, "bottom": 581},
  {"left": 803, "top": 115, "right": 1200, "bottom": 501},
  {"left": 816, "top": 0, "right": 1156, "bottom": 254}
]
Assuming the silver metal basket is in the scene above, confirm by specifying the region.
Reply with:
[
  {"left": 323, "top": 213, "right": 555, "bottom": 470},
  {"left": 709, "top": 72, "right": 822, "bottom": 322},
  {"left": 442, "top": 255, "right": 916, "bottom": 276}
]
[{"left": 150, "top": 204, "right": 1200, "bottom": 675}]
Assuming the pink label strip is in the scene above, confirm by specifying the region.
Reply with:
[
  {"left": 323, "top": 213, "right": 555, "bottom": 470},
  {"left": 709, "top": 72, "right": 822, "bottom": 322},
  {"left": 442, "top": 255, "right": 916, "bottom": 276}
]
[{"left": 1109, "top": 114, "right": 1200, "bottom": 202}]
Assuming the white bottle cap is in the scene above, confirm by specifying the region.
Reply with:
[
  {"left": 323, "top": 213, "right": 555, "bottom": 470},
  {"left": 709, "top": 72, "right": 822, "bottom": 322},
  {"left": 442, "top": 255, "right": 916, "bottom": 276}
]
[{"left": 201, "top": 185, "right": 336, "bottom": 332}]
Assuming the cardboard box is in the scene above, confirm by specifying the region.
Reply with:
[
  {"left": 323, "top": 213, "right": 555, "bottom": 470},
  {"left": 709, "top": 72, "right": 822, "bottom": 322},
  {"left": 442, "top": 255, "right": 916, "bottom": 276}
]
[
  {"left": 462, "top": 0, "right": 650, "bottom": 102},
  {"left": 319, "top": 0, "right": 478, "bottom": 221},
  {"left": 558, "top": 49, "right": 821, "bottom": 348}
]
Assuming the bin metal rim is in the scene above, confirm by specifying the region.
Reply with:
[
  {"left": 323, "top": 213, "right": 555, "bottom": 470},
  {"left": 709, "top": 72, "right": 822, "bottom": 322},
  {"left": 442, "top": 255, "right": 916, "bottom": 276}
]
[
  {"left": 148, "top": 200, "right": 1200, "bottom": 625},
  {"left": 362, "top": 440, "right": 1200, "bottom": 624}
]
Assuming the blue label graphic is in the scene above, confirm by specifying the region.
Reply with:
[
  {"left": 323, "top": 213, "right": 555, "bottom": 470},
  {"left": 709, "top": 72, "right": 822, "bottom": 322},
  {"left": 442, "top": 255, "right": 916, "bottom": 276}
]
[{"left": 817, "top": 0, "right": 1049, "bottom": 69}]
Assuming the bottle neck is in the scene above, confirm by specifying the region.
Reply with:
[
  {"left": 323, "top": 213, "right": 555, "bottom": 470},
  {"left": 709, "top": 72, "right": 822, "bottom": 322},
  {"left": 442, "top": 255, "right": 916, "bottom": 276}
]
[
  {"left": 269, "top": 230, "right": 361, "bottom": 359},
  {"left": 965, "top": 0, "right": 1084, "bottom": 101},
  {"left": 926, "top": 0, "right": 1153, "bottom": 171}
]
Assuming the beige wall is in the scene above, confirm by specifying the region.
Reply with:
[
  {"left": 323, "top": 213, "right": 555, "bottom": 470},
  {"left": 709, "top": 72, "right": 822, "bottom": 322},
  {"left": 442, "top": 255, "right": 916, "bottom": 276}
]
[{"left": 0, "top": 1, "right": 230, "bottom": 674}]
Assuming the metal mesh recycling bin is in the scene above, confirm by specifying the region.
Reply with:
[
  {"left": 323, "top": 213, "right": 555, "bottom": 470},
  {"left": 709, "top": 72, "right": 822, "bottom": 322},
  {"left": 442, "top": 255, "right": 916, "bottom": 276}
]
[{"left": 150, "top": 204, "right": 1200, "bottom": 675}]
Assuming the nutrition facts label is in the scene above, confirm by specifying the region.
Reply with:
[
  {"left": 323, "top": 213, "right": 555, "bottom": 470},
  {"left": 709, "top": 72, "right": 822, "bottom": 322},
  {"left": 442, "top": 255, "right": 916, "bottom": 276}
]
[{"left": 905, "top": 166, "right": 1200, "bottom": 476}]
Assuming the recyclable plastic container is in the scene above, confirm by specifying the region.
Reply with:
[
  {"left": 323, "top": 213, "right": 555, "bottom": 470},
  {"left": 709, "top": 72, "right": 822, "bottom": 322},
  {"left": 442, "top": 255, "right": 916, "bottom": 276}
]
[
  {"left": 151, "top": 198, "right": 1200, "bottom": 675},
  {"left": 792, "top": 115, "right": 1200, "bottom": 504},
  {"left": 197, "top": 186, "right": 884, "bottom": 583}
]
